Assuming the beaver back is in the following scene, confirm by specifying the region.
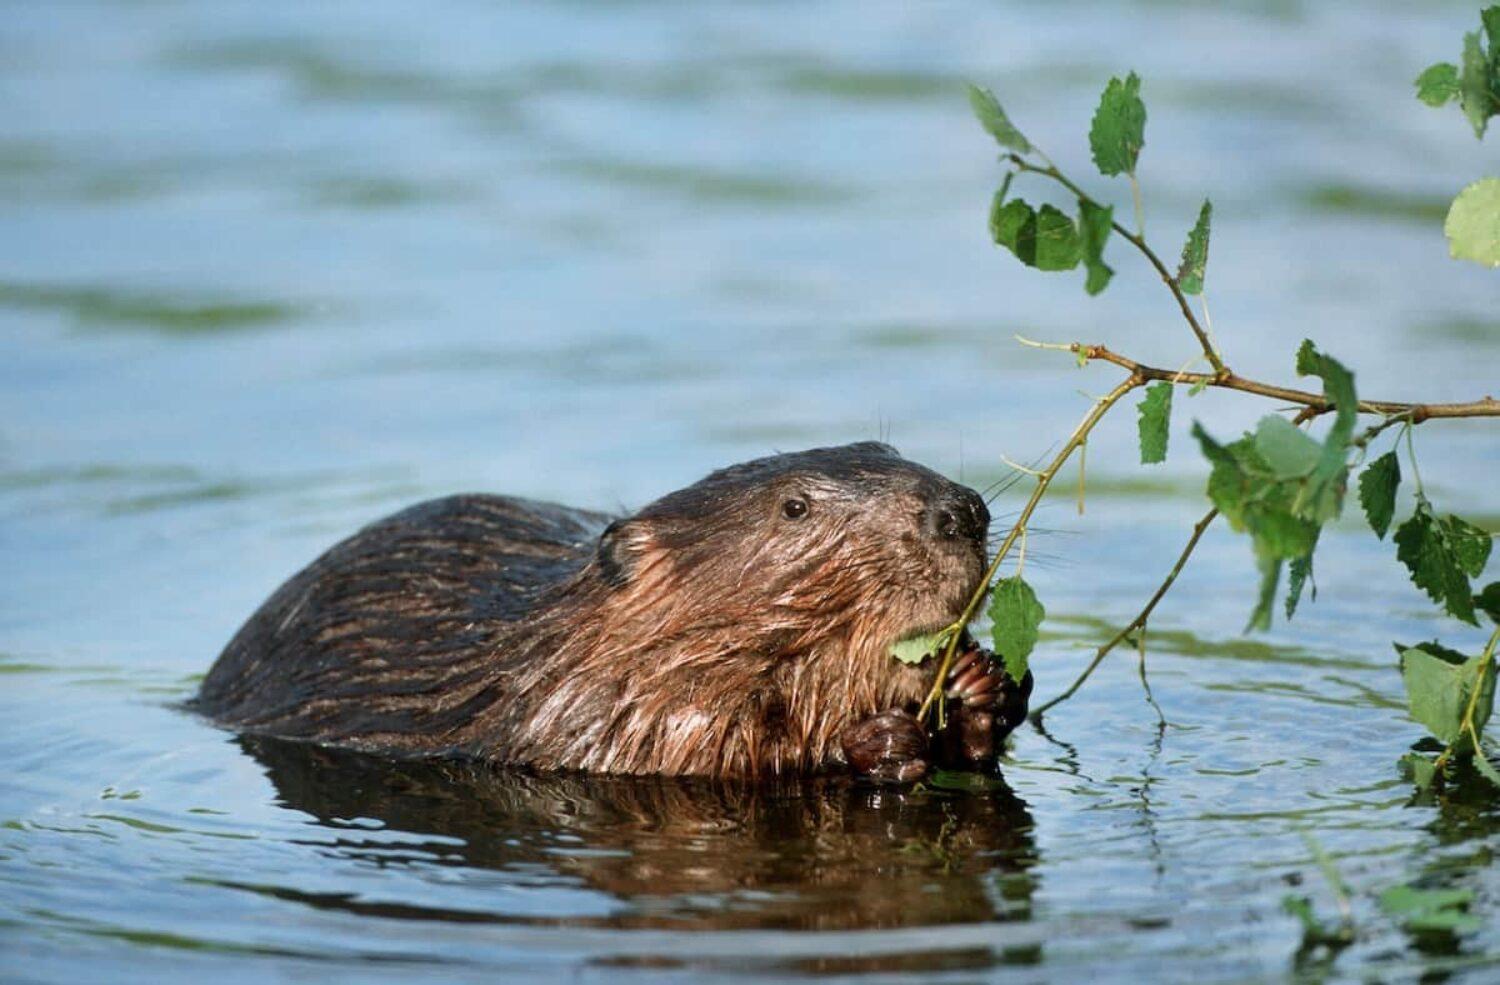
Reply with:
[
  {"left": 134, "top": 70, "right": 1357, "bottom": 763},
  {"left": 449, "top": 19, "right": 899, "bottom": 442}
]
[{"left": 195, "top": 494, "right": 612, "bottom": 753}]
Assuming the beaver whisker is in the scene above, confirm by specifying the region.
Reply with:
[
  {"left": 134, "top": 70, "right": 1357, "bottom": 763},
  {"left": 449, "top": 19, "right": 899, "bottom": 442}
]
[{"left": 979, "top": 447, "right": 1053, "bottom": 505}]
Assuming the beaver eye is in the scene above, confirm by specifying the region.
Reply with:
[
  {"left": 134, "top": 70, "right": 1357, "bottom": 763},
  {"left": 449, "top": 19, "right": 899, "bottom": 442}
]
[{"left": 781, "top": 497, "right": 810, "bottom": 520}]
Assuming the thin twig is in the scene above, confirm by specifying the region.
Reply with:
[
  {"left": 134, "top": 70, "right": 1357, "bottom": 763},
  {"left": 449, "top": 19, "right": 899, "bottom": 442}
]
[
  {"left": 1352, "top": 412, "right": 1415, "bottom": 452},
  {"left": 999, "top": 454, "right": 1047, "bottom": 477},
  {"left": 918, "top": 375, "right": 1145, "bottom": 722},
  {"left": 1031, "top": 507, "right": 1220, "bottom": 720},
  {"left": 1137, "top": 624, "right": 1165, "bottom": 727}
]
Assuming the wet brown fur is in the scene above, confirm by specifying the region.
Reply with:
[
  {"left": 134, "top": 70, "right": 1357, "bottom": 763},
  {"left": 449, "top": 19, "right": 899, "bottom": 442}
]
[{"left": 196, "top": 442, "right": 989, "bottom": 778}]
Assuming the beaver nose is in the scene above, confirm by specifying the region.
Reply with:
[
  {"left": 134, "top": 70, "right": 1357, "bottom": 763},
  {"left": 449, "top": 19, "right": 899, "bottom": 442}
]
[{"left": 927, "top": 485, "right": 989, "bottom": 546}]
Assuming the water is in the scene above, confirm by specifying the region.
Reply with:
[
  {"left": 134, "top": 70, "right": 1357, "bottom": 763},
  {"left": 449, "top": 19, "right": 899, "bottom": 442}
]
[{"left": 3, "top": 1, "right": 1499, "bottom": 981}]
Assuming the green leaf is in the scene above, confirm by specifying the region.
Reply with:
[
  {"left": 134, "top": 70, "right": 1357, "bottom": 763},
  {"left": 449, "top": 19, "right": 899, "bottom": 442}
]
[
  {"left": 1034, "top": 204, "right": 1082, "bottom": 271},
  {"left": 1291, "top": 342, "right": 1358, "bottom": 524},
  {"left": 1399, "top": 751, "right": 1438, "bottom": 791},
  {"left": 1253, "top": 509, "right": 1321, "bottom": 563},
  {"left": 1193, "top": 423, "right": 1248, "bottom": 524},
  {"left": 1474, "top": 748, "right": 1500, "bottom": 789},
  {"left": 1444, "top": 178, "right": 1500, "bottom": 268},
  {"left": 1399, "top": 643, "right": 1494, "bottom": 748},
  {"left": 1193, "top": 422, "right": 1323, "bottom": 630},
  {"left": 1415, "top": 62, "right": 1461, "bottom": 106},
  {"left": 1378, "top": 885, "right": 1481, "bottom": 934},
  {"left": 1078, "top": 199, "right": 1115, "bottom": 295},
  {"left": 1294, "top": 338, "right": 1319, "bottom": 376},
  {"left": 991, "top": 196, "right": 1032, "bottom": 253},
  {"left": 1088, "top": 72, "right": 1147, "bottom": 177},
  {"left": 991, "top": 198, "right": 1082, "bottom": 271},
  {"left": 1446, "top": 514, "right": 1493, "bottom": 578},
  {"left": 1249, "top": 553, "right": 1282, "bottom": 632},
  {"left": 1136, "top": 382, "right": 1172, "bottom": 465},
  {"left": 1395, "top": 501, "right": 1492, "bottom": 624},
  {"left": 1358, "top": 452, "right": 1401, "bottom": 540},
  {"left": 988, "top": 576, "right": 1045, "bottom": 683},
  {"left": 1459, "top": 30, "right": 1496, "bottom": 139},
  {"left": 1176, "top": 199, "right": 1212, "bottom": 295},
  {"left": 1286, "top": 552, "right": 1315, "bottom": 620},
  {"left": 1394, "top": 639, "right": 1469, "bottom": 666},
  {"left": 1254, "top": 416, "right": 1321, "bottom": 479},
  {"left": 1477, "top": 582, "right": 1500, "bottom": 623},
  {"left": 1191, "top": 425, "right": 1315, "bottom": 557},
  {"left": 967, "top": 83, "right": 1032, "bottom": 154},
  {"left": 889, "top": 630, "right": 948, "bottom": 666}
]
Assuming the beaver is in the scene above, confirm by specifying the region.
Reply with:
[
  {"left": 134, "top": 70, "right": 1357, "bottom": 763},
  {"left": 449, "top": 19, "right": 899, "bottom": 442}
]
[{"left": 195, "top": 442, "right": 1031, "bottom": 780}]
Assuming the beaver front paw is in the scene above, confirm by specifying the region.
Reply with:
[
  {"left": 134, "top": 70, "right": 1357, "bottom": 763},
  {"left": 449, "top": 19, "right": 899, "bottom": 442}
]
[
  {"left": 841, "top": 709, "right": 930, "bottom": 783},
  {"left": 936, "top": 644, "right": 1034, "bottom": 769}
]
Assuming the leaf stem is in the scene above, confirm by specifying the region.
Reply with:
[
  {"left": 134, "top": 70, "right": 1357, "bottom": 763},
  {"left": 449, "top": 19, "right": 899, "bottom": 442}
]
[
  {"left": 1031, "top": 507, "right": 1219, "bottom": 719},
  {"left": 1129, "top": 172, "right": 1145, "bottom": 237},
  {"left": 1403, "top": 423, "right": 1427, "bottom": 498},
  {"left": 1351, "top": 411, "right": 1414, "bottom": 452}
]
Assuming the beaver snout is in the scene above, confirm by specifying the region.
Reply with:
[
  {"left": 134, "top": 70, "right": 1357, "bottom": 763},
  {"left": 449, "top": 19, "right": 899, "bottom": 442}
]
[{"left": 924, "top": 485, "right": 989, "bottom": 550}]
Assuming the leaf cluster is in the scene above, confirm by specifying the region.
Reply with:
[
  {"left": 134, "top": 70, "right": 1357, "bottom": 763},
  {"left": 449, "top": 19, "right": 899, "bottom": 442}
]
[
  {"left": 1414, "top": 6, "right": 1500, "bottom": 267},
  {"left": 972, "top": 74, "right": 1159, "bottom": 297},
  {"left": 1186, "top": 342, "right": 1354, "bottom": 630},
  {"left": 955, "top": 40, "right": 1499, "bottom": 797},
  {"left": 1399, "top": 642, "right": 1493, "bottom": 751},
  {"left": 1415, "top": 6, "right": 1500, "bottom": 138},
  {"left": 1394, "top": 499, "right": 1492, "bottom": 624}
]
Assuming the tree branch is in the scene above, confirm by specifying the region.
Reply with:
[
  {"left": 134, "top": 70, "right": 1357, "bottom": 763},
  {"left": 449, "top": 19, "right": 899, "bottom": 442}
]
[{"left": 1061, "top": 343, "right": 1500, "bottom": 422}]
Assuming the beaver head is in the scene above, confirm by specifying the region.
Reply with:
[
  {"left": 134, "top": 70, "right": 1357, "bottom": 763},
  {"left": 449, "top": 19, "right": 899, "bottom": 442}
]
[
  {"left": 507, "top": 442, "right": 991, "bottom": 776},
  {"left": 595, "top": 440, "right": 988, "bottom": 648}
]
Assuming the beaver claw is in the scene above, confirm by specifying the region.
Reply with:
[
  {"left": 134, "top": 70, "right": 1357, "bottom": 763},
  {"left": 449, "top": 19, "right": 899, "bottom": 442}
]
[
  {"left": 936, "top": 643, "right": 1034, "bottom": 769},
  {"left": 841, "top": 709, "right": 929, "bottom": 783},
  {"left": 843, "top": 645, "right": 1034, "bottom": 782}
]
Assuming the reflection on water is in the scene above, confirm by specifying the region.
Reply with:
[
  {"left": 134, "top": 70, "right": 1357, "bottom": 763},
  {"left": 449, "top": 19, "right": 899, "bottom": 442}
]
[
  {"left": 235, "top": 737, "right": 1037, "bottom": 936},
  {"left": 3, "top": 0, "right": 1500, "bottom": 982}
]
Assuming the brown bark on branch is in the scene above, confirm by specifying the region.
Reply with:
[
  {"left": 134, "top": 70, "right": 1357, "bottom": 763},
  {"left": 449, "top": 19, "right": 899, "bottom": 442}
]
[{"left": 1073, "top": 344, "right": 1500, "bottom": 422}]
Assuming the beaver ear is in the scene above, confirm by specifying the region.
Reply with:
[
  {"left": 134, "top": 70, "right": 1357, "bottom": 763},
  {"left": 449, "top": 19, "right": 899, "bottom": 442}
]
[{"left": 596, "top": 518, "right": 648, "bottom": 587}]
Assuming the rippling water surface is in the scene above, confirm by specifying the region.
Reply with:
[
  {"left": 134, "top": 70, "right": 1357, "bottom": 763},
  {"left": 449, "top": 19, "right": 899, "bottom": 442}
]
[{"left": 3, "top": 2, "right": 1499, "bottom": 981}]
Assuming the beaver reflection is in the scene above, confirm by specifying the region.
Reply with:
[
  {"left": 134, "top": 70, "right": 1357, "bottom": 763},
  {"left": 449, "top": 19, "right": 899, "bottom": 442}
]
[{"left": 240, "top": 735, "right": 1039, "bottom": 932}]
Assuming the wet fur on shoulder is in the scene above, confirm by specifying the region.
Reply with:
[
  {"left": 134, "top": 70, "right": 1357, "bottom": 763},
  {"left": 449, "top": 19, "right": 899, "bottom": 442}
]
[{"left": 195, "top": 442, "right": 989, "bottom": 778}]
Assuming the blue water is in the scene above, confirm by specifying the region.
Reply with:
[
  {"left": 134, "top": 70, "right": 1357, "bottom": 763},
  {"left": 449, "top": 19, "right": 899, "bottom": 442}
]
[{"left": 3, "top": 2, "right": 1499, "bottom": 981}]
